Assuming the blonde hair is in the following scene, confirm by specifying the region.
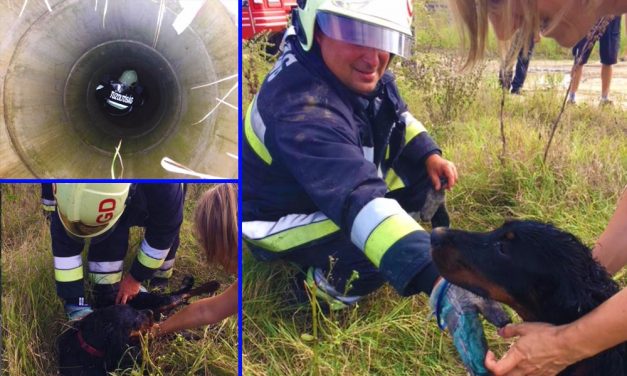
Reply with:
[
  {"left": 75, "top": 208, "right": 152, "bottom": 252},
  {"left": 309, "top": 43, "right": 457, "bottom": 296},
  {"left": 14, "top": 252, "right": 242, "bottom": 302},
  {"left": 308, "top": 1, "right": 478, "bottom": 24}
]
[{"left": 194, "top": 184, "right": 238, "bottom": 273}]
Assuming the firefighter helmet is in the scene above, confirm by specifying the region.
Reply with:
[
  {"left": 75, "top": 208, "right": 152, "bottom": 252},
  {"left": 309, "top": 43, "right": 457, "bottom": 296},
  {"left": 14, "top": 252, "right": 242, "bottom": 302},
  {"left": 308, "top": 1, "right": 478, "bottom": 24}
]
[
  {"left": 54, "top": 183, "right": 130, "bottom": 239},
  {"left": 295, "top": 0, "right": 414, "bottom": 58},
  {"left": 119, "top": 70, "right": 138, "bottom": 87}
]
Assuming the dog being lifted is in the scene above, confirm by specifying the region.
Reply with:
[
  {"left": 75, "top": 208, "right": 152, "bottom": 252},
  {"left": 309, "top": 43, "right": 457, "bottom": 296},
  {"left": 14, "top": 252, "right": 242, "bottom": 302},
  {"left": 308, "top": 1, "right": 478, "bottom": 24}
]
[
  {"left": 431, "top": 220, "right": 626, "bottom": 376},
  {"left": 57, "top": 277, "right": 220, "bottom": 376}
]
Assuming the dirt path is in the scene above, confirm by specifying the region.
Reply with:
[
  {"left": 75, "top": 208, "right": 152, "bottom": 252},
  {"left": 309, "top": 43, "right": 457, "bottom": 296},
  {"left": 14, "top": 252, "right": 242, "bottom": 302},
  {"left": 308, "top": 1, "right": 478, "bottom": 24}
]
[{"left": 488, "top": 59, "right": 627, "bottom": 108}]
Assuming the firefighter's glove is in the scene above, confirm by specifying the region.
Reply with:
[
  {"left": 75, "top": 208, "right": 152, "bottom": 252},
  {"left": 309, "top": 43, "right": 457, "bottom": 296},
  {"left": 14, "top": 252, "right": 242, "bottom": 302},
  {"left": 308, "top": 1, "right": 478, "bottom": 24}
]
[
  {"left": 419, "top": 186, "right": 445, "bottom": 222},
  {"left": 429, "top": 279, "right": 511, "bottom": 376},
  {"left": 419, "top": 177, "right": 449, "bottom": 223},
  {"left": 65, "top": 303, "right": 93, "bottom": 321}
]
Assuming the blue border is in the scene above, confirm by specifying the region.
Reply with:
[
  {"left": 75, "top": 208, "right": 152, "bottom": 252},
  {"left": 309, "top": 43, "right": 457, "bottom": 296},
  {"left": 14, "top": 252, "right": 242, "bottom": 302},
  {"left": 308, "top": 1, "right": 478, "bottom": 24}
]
[
  {"left": 1, "top": 179, "right": 238, "bottom": 183},
  {"left": 237, "top": 1, "right": 243, "bottom": 375},
  {"left": 1, "top": 1, "right": 246, "bottom": 374}
]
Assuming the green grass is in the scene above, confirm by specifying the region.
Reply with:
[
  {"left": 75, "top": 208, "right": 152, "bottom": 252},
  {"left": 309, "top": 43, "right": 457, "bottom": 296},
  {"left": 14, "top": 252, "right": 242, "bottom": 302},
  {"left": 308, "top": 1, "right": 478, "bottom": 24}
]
[
  {"left": 242, "top": 8, "right": 627, "bottom": 373},
  {"left": 1, "top": 184, "right": 237, "bottom": 376}
]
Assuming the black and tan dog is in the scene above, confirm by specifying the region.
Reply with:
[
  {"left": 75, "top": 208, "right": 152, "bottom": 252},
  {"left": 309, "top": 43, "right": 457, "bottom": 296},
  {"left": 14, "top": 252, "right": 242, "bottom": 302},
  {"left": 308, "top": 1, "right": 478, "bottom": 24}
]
[
  {"left": 431, "top": 220, "right": 626, "bottom": 376},
  {"left": 57, "top": 278, "right": 220, "bottom": 376}
]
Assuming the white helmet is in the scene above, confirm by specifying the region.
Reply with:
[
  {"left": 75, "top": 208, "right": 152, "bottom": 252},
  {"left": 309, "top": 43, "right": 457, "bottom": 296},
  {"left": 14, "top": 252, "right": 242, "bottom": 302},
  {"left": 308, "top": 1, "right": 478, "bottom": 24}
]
[
  {"left": 119, "top": 70, "right": 138, "bottom": 87},
  {"left": 54, "top": 183, "right": 130, "bottom": 239},
  {"left": 295, "top": 0, "right": 414, "bottom": 58}
]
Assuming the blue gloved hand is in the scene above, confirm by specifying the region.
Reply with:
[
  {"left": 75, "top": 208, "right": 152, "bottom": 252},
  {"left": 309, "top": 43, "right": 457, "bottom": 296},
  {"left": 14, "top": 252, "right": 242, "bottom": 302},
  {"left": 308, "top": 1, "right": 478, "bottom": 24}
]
[
  {"left": 430, "top": 279, "right": 511, "bottom": 376},
  {"left": 65, "top": 303, "right": 93, "bottom": 321}
]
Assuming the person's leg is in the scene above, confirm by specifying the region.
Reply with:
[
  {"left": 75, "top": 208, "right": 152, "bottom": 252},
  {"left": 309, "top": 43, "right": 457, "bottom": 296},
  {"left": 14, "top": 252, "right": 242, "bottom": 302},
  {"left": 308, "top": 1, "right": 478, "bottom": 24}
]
[
  {"left": 569, "top": 65, "right": 584, "bottom": 102},
  {"left": 510, "top": 38, "right": 535, "bottom": 94},
  {"left": 601, "top": 64, "right": 613, "bottom": 99},
  {"left": 151, "top": 233, "right": 179, "bottom": 288},
  {"left": 40, "top": 183, "right": 56, "bottom": 219},
  {"left": 569, "top": 37, "right": 592, "bottom": 102},
  {"left": 125, "top": 184, "right": 185, "bottom": 288},
  {"left": 248, "top": 233, "right": 385, "bottom": 309},
  {"left": 51, "top": 215, "right": 86, "bottom": 305},
  {"left": 599, "top": 17, "right": 621, "bottom": 102},
  {"left": 87, "top": 225, "right": 129, "bottom": 308}
]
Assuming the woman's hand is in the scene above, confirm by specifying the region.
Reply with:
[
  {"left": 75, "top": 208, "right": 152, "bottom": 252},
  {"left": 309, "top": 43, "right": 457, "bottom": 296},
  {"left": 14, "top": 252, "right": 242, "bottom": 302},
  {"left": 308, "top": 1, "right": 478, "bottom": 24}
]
[
  {"left": 156, "top": 282, "right": 238, "bottom": 335},
  {"left": 485, "top": 323, "right": 580, "bottom": 376}
]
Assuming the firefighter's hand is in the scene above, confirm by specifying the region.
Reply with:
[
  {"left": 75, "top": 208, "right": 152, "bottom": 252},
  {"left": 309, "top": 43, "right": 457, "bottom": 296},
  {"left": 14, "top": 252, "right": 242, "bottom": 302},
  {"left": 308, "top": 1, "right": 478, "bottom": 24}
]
[
  {"left": 116, "top": 274, "right": 141, "bottom": 304},
  {"left": 425, "top": 154, "right": 458, "bottom": 190}
]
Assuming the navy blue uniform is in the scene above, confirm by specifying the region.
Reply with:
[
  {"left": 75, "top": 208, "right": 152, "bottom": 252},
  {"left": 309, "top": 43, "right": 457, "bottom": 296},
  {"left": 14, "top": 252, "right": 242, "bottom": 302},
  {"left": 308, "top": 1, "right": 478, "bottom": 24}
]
[
  {"left": 41, "top": 183, "right": 56, "bottom": 218},
  {"left": 243, "top": 35, "right": 443, "bottom": 298},
  {"left": 95, "top": 75, "right": 145, "bottom": 116},
  {"left": 46, "top": 184, "right": 184, "bottom": 302}
]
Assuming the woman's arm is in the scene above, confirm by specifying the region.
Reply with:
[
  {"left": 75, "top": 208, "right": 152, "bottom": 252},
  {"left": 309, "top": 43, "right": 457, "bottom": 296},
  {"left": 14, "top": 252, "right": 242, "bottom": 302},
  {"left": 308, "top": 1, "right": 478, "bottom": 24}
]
[
  {"left": 592, "top": 189, "right": 627, "bottom": 274},
  {"left": 485, "top": 285, "right": 627, "bottom": 376},
  {"left": 154, "top": 281, "right": 237, "bottom": 336}
]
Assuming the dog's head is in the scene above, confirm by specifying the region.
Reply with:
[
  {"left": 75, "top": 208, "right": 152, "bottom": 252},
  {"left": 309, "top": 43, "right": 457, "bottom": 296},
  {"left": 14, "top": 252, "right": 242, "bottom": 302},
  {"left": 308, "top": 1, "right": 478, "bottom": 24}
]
[
  {"left": 58, "top": 305, "right": 153, "bottom": 375},
  {"left": 80, "top": 304, "right": 154, "bottom": 346},
  {"left": 431, "top": 220, "right": 618, "bottom": 323}
]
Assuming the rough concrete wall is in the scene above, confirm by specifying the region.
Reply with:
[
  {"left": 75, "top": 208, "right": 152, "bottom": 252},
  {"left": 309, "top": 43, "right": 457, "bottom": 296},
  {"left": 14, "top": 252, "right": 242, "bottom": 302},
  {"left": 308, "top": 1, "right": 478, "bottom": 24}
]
[{"left": 0, "top": 0, "right": 237, "bottom": 178}]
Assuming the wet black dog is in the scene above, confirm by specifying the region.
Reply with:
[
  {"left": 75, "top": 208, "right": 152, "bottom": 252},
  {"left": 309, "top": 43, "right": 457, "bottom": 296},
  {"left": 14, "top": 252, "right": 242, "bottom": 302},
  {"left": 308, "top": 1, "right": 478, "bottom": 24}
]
[
  {"left": 57, "top": 278, "right": 220, "bottom": 376},
  {"left": 431, "top": 220, "right": 626, "bottom": 376}
]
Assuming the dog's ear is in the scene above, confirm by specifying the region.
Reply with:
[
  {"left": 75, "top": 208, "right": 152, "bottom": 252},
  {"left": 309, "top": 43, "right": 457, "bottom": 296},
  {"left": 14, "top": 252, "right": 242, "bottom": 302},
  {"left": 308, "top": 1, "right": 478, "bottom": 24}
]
[
  {"left": 549, "top": 246, "right": 618, "bottom": 323},
  {"left": 583, "top": 257, "right": 620, "bottom": 308}
]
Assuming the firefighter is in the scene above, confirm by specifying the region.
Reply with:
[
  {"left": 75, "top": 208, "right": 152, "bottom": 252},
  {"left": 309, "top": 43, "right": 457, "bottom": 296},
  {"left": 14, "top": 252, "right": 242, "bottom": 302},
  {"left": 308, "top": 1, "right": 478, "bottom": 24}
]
[
  {"left": 95, "top": 69, "right": 145, "bottom": 116},
  {"left": 45, "top": 183, "right": 184, "bottom": 320},
  {"left": 242, "top": 0, "right": 508, "bottom": 374}
]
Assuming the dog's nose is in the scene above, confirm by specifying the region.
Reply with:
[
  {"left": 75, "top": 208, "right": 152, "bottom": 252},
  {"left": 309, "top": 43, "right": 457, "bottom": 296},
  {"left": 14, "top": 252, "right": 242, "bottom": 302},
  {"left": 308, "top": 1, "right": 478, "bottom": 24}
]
[{"left": 431, "top": 227, "right": 448, "bottom": 248}]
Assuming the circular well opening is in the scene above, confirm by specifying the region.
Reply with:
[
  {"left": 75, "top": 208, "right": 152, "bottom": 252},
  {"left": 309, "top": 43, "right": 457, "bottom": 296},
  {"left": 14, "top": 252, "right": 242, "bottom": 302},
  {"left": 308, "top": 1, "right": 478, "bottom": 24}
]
[{"left": 64, "top": 40, "right": 181, "bottom": 153}]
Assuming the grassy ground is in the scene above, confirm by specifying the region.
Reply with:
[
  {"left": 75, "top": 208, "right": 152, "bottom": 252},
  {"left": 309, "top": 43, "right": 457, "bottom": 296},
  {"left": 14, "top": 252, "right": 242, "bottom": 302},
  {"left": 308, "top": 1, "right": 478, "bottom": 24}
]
[
  {"left": 1, "top": 184, "right": 237, "bottom": 376},
  {"left": 242, "top": 5, "right": 627, "bottom": 375}
]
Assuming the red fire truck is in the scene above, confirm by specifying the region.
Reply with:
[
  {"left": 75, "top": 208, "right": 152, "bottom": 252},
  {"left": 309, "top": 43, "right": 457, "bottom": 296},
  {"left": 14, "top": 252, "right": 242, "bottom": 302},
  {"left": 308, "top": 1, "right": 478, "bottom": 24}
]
[{"left": 242, "top": 0, "right": 298, "bottom": 41}]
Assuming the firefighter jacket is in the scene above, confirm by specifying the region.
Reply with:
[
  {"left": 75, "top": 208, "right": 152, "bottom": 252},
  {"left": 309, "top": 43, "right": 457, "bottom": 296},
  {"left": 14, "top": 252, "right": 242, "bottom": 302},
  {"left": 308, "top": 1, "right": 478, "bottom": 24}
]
[
  {"left": 48, "top": 184, "right": 184, "bottom": 287},
  {"left": 243, "top": 36, "right": 441, "bottom": 296},
  {"left": 95, "top": 75, "right": 144, "bottom": 116}
]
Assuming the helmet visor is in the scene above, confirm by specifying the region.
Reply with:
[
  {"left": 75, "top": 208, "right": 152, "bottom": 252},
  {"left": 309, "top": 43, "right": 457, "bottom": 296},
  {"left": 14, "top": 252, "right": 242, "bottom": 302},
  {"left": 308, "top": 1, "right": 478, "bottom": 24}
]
[{"left": 316, "top": 12, "right": 413, "bottom": 58}]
